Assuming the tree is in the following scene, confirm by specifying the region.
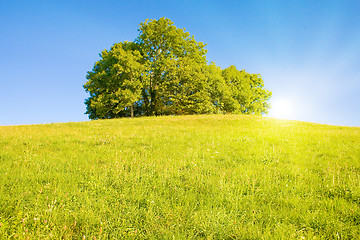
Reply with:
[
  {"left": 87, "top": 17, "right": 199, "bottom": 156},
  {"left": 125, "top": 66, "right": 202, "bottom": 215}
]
[
  {"left": 205, "top": 63, "right": 236, "bottom": 114},
  {"left": 84, "top": 42, "right": 144, "bottom": 119},
  {"left": 222, "top": 66, "right": 272, "bottom": 115},
  {"left": 135, "top": 17, "right": 209, "bottom": 116},
  {"left": 84, "top": 18, "right": 271, "bottom": 119}
]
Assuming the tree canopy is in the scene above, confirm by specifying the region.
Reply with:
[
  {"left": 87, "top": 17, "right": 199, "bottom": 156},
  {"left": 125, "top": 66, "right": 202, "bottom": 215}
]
[{"left": 84, "top": 18, "right": 271, "bottom": 119}]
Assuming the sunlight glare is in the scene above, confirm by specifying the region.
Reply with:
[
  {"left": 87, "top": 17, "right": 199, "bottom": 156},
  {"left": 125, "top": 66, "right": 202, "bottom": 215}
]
[{"left": 271, "top": 98, "right": 294, "bottom": 120}]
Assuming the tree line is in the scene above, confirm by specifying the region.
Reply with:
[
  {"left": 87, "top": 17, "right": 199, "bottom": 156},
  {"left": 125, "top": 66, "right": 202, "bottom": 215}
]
[{"left": 84, "top": 18, "right": 271, "bottom": 119}]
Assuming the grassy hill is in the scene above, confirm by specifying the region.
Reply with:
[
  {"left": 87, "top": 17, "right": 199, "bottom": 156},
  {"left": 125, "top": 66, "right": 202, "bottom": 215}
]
[{"left": 1, "top": 115, "right": 359, "bottom": 239}]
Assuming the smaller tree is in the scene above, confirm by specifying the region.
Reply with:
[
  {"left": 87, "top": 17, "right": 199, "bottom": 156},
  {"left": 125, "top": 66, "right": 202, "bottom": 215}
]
[
  {"left": 157, "top": 57, "right": 214, "bottom": 115},
  {"left": 222, "top": 66, "right": 272, "bottom": 115},
  {"left": 84, "top": 42, "right": 144, "bottom": 119},
  {"left": 205, "top": 63, "right": 236, "bottom": 114}
]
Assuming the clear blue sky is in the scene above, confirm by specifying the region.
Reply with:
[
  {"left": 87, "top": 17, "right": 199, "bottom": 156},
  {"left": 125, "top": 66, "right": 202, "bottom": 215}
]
[{"left": 1, "top": 0, "right": 359, "bottom": 126}]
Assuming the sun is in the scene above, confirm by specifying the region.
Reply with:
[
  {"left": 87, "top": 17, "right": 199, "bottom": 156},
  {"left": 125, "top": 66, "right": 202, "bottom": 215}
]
[{"left": 270, "top": 98, "right": 294, "bottom": 119}]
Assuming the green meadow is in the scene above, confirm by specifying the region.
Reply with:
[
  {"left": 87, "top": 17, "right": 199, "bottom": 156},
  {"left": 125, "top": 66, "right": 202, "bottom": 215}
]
[{"left": 0, "top": 115, "right": 359, "bottom": 239}]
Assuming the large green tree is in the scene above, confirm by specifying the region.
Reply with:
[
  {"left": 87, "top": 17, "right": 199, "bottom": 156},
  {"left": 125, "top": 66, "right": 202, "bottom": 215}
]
[
  {"left": 135, "top": 18, "right": 210, "bottom": 116},
  {"left": 84, "top": 17, "right": 271, "bottom": 119}
]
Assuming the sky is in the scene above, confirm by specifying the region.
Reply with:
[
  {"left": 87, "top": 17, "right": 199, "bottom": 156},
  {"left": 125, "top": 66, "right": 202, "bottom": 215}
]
[{"left": 1, "top": 0, "right": 359, "bottom": 126}]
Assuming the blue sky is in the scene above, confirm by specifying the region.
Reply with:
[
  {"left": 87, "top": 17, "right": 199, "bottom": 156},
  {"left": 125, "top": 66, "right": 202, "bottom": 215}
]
[{"left": 1, "top": 0, "right": 359, "bottom": 126}]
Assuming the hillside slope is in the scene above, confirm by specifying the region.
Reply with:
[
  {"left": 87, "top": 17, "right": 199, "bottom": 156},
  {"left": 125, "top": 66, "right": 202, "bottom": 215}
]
[{"left": 1, "top": 115, "right": 360, "bottom": 239}]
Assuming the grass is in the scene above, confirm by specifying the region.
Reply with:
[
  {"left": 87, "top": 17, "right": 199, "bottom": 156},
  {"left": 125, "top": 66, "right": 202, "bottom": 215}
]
[{"left": 0, "top": 114, "right": 360, "bottom": 239}]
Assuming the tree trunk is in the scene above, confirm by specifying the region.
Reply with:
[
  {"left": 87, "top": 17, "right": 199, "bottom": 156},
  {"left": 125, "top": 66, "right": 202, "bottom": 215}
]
[
  {"left": 130, "top": 103, "right": 134, "bottom": 118},
  {"left": 142, "top": 88, "right": 150, "bottom": 115},
  {"left": 150, "top": 89, "right": 157, "bottom": 116}
]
